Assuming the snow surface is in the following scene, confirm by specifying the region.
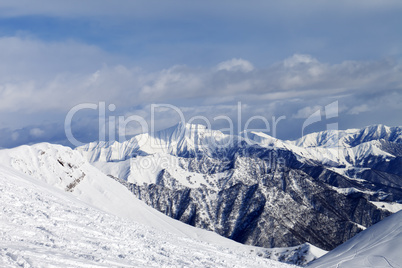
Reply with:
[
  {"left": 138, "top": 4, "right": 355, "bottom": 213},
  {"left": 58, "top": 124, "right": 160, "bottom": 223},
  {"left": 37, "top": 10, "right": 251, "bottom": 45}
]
[
  {"left": 308, "top": 211, "right": 402, "bottom": 268},
  {"left": 92, "top": 153, "right": 222, "bottom": 189},
  {"left": 371, "top": 201, "right": 402, "bottom": 213},
  {"left": 0, "top": 148, "right": 296, "bottom": 267},
  {"left": 0, "top": 164, "right": 296, "bottom": 268},
  {"left": 0, "top": 143, "right": 228, "bottom": 239},
  {"left": 0, "top": 143, "right": 269, "bottom": 248}
]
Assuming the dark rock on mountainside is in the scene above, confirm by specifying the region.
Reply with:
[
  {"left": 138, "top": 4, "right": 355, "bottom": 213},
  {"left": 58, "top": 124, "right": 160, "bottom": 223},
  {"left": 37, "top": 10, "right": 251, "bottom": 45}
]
[
  {"left": 113, "top": 146, "right": 392, "bottom": 251},
  {"left": 80, "top": 124, "right": 402, "bottom": 251}
]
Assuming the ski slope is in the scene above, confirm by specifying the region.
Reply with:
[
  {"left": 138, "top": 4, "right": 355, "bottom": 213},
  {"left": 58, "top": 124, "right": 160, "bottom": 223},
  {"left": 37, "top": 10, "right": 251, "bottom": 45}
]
[
  {"left": 0, "top": 143, "right": 249, "bottom": 245},
  {"left": 0, "top": 144, "right": 296, "bottom": 267},
  {"left": 0, "top": 164, "right": 295, "bottom": 267},
  {"left": 308, "top": 211, "right": 402, "bottom": 268}
]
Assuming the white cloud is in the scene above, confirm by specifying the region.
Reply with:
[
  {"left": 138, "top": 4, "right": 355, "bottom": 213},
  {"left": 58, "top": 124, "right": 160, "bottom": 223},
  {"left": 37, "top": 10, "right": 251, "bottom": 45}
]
[
  {"left": 29, "top": 128, "right": 45, "bottom": 137},
  {"left": 283, "top": 54, "right": 318, "bottom": 68},
  {"left": 292, "top": 106, "right": 321, "bottom": 119},
  {"left": 11, "top": 132, "right": 19, "bottom": 141},
  {"left": 216, "top": 58, "right": 254, "bottom": 73},
  {"left": 1, "top": 39, "right": 401, "bottom": 114},
  {"left": 1, "top": 37, "right": 400, "bottom": 117},
  {"left": 1, "top": 35, "right": 401, "bottom": 147},
  {"left": 348, "top": 104, "right": 370, "bottom": 115}
]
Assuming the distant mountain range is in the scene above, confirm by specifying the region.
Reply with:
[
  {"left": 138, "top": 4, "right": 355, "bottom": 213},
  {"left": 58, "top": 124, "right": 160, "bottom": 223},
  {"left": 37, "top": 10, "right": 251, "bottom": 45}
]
[{"left": 76, "top": 123, "right": 402, "bottom": 251}]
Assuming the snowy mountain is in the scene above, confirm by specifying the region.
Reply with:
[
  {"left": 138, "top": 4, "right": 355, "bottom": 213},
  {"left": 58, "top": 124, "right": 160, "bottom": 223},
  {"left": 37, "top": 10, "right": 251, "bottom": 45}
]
[
  {"left": 0, "top": 163, "right": 296, "bottom": 267},
  {"left": 77, "top": 123, "right": 402, "bottom": 253},
  {"left": 290, "top": 124, "right": 402, "bottom": 148},
  {"left": 2, "top": 123, "right": 401, "bottom": 266},
  {"left": 307, "top": 211, "right": 402, "bottom": 268},
  {"left": 79, "top": 123, "right": 237, "bottom": 162},
  {"left": 0, "top": 143, "right": 324, "bottom": 266},
  {"left": 248, "top": 124, "right": 402, "bottom": 168}
]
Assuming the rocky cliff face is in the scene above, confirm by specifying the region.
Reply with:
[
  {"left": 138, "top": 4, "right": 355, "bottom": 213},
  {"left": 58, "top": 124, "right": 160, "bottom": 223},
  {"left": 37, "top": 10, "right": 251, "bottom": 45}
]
[{"left": 78, "top": 124, "right": 402, "bottom": 251}]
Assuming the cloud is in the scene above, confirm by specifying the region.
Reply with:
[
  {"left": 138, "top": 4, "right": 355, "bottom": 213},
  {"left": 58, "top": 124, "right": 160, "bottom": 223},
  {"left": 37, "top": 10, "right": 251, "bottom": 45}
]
[
  {"left": 1, "top": 39, "right": 400, "bottom": 109},
  {"left": 1, "top": 1, "right": 401, "bottom": 72},
  {"left": 1, "top": 35, "right": 401, "bottom": 147},
  {"left": 292, "top": 106, "right": 321, "bottom": 119},
  {"left": 0, "top": 123, "right": 68, "bottom": 148},
  {"left": 1, "top": 45, "right": 401, "bottom": 112},
  {"left": 216, "top": 58, "right": 254, "bottom": 72},
  {"left": 283, "top": 54, "right": 319, "bottom": 68},
  {"left": 29, "top": 128, "right": 45, "bottom": 137},
  {"left": 11, "top": 132, "right": 19, "bottom": 141},
  {"left": 348, "top": 104, "right": 370, "bottom": 115}
]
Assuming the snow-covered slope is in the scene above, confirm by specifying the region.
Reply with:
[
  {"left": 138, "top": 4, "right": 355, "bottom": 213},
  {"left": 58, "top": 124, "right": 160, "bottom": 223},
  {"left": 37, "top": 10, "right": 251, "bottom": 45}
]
[
  {"left": 0, "top": 163, "right": 295, "bottom": 268},
  {"left": 0, "top": 143, "right": 258, "bottom": 246},
  {"left": 308, "top": 211, "right": 402, "bottom": 268}
]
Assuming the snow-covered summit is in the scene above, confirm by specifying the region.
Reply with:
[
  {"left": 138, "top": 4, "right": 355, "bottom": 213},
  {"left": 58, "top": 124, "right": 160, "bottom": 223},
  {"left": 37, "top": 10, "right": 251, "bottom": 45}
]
[
  {"left": 290, "top": 124, "right": 402, "bottom": 148},
  {"left": 78, "top": 123, "right": 402, "bottom": 167},
  {"left": 347, "top": 124, "right": 402, "bottom": 146},
  {"left": 242, "top": 125, "right": 402, "bottom": 167},
  {"left": 78, "top": 122, "right": 235, "bottom": 162}
]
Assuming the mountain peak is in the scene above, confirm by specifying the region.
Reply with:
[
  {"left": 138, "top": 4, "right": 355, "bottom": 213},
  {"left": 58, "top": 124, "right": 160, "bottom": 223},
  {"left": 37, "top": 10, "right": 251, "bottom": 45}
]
[{"left": 157, "top": 122, "right": 209, "bottom": 137}]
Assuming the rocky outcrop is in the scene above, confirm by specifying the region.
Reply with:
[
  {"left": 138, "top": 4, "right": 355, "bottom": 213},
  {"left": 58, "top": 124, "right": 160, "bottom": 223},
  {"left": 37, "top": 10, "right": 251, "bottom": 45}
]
[
  {"left": 80, "top": 124, "right": 401, "bottom": 251},
  {"left": 112, "top": 146, "right": 392, "bottom": 251}
]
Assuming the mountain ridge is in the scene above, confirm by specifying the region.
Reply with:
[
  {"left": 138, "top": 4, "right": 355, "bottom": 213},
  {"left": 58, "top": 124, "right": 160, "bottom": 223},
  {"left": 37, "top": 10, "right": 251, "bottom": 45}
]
[{"left": 76, "top": 124, "right": 402, "bottom": 251}]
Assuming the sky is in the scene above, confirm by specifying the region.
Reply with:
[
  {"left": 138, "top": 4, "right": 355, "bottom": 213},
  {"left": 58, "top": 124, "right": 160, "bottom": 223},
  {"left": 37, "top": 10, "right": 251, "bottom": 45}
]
[{"left": 0, "top": 0, "right": 401, "bottom": 148}]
